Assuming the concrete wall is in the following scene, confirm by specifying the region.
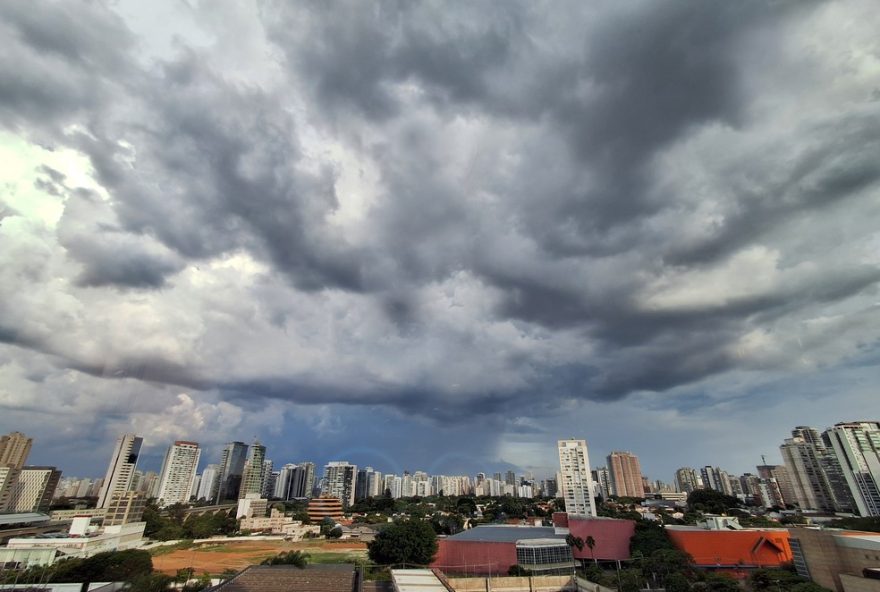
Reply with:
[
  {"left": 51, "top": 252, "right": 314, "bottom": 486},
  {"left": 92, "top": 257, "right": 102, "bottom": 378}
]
[
  {"left": 447, "top": 575, "right": 574, "bottom": 592},
  {"left": 840, "top": 574, "right": 880, "bottom": 592}
]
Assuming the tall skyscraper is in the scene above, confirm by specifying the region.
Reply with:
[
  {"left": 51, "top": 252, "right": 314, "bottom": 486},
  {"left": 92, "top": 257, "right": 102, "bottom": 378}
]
[
  {"left": 274, "top": 464, "right": 296, "bottom": 500},
  {"left": 356, "top": 466, "right": 384, "bottom": 500},
  {"left": 558, "top": 439, "right": 597, "bottom": 517},
  {"left": 261, "top": 460, "right": 274, "bottom": 498},
  {"left": 291, "top": 462, "right": 316, "bottom": 499},
  {"left": 700, "top": 466, "right": 735, "bottom": 496},
  {"left": 239, "top": 441, "right": 267, "bottom": 499},
  {"left": 756, "top": 464, "right": 795, "bottom": 507},
  {"left": 824, "top": 422, "right": 880, "bottom": 517},
  {"left": 321, "top": 461, "right": 357, "bottom": 507},
  {"left": 0, "top": 432, "right": 32, "bottom": 469},
  {"left": 196, "top": 464, "right": 220, "bottom": 501},
  {"left": 156, "top": 441, "right": 201, "bottom": 507},
  {"left": 781, "top": 426, "right": 854, "bottom": 513},
  {"left": 607, "top": 451, "right": 644, "bottom": 498},
  {"left": 216, "top": 441, "right": 248, "bottom": 502},
  {"left": 674, "top": 467, "right": 701, "bottom": 494},
  {"left": 10, "top": 466, "right": 61, "bottom": 512},
  {"left": 97, "top": 434, "right": 143, "bottom": 509},
  {"left": 0, "top": 466, "right": 22, "bottom": 511}
]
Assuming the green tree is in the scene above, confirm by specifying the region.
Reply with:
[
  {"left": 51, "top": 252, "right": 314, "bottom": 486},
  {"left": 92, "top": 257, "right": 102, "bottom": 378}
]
[
  {"left": 640, "top": 549, "right": 694, "bottom": 588},
  {"left": 368, "top": 520, "right": 438, "bottom": 566},
  {"left": 617, "top": 568, "right": 644, "bottom": 592},
  {"left": 692, "top": 573, "right": 739, "bottom": 591},
  {"left": 565, "top": 534, "right": 584, "bottom": 552},
  {"left": 664, "top": 572, "right": 690, "bottom": 592},
  {"left": 507, "top": 565, "right": 531, "bottom": 576},
  {"left": 750, "top": 568, "right": 828, "bottom": 591},
  {"left": 826, "top": 516, "right": 880, "bottom": 532},
  {"left": 630, "top": 520, "right": 676, "bottom": 557},
  {"left": 261, "top": 550, "right": 310, "bottom": 567},
  {"left": 49, "top": 549, "right": 154, "bottom": 582},
  {"left": 686, "top": 489, "right": 741, "bottom": 514},
  {"left": 456, "top": 497, "right": 477, "bottom": 516},
  {"left": 128, "top": 573, "right": 173, "bottom": 592}
]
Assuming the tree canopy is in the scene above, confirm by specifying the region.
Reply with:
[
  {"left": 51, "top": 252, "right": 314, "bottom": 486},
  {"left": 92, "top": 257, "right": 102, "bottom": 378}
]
[
  {"left": 261, "top": 551, "right": 309, "bottom": 567},
  {"left": 368, "top": 519, "right": 438, "bottom": 566}
]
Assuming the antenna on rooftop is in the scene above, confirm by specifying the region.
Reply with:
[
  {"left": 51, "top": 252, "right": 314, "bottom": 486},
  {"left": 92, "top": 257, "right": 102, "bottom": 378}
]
[{"left": 761, "top": 454, "right": 767, "bottom": 465}]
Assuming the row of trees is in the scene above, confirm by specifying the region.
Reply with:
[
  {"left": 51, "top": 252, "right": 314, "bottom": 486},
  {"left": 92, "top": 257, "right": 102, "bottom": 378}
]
[
  {"left": 0, "top": 549, "right": 200, "bottom": 592},
  {"left": 143, "top": 502, "right": 238, "bottom": 540}
]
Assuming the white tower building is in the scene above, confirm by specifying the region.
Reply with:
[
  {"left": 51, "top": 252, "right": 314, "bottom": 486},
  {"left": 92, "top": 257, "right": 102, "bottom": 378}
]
[
  {"left": 558, "top": 439, "right": 597, "bottom": 518},
  {"left": 157, "top": 441, "right": 201, "bottom": 507},
  {"left": 824, "top": 422, "right": 880, "bottom": 517}
]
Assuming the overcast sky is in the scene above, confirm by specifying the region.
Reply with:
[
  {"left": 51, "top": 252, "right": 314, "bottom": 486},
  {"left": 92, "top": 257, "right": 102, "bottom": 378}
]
[{"left": 1, "top": 0, "right": 879, "bottom": 484}]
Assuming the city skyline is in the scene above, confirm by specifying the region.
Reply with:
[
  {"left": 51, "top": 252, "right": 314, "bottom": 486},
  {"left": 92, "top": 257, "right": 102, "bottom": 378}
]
[
  {"left": 42, "top": 418, "right": 879, "bottom": 520},
  {"left": 44, "top": 418, "right": 879, "bottom": 492},
  {"left": 2, "top": 0, "right": 879, "bottom": 483}
]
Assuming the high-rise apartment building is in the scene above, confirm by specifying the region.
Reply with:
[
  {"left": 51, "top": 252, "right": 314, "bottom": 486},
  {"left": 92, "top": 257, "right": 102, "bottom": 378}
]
[
  {"left": 674, "top": 467, "right": 701, "bottom": 493},
  {"left": 384, "top": 474, "right": 402, "bottom": 499},
  {"left": 321, "top": 461, "right": 357, "bottom": 508},
  {"left": 216, "top": 441, "right": 248, "bottom": 502},
  {"left": 0, "top": 466, "right": 21, "bottom": 511},
  {"left": 274, "top": 464, "right": 296, "bottom": 500},
  {"left": 97, "top": 434, "right": 143, "bottom": 509},
  {"left": 197, "top": 465, "right": 220, "bottom": 501},
  {"left": 0, "top": 432, "right": 32, "bottom": 469},
  {"left": 291, "top": 463, "right": 316, "bottom": 499},
  {"left": 824, "top": 422, "right": 880, "bottom": 517},
  {"left": 756, "top": 464, "right": 795, "bottom": 507},
  {"left": 558, "top": 439, "right": 597, "bottom": 517},
  {"left": 591, "top": 467, "right": 610, "bottom": 500},
  {"left": 780, "top": 426, "right": 854, "bottom": 513},
  {"left": 261, "top": 460, "right": 274, "bottom": 498},
  {"left": 156, "top": 441, "right": 201, "bottom": 507},
  {"left": 239, "top": 442, "right": 267, "bottom": 499},
  {"left": 10, "top": 466, "right": 61, "bottom": 512},
  {"left": 607, "top": 451, "right": 644, "bottom": 498}
]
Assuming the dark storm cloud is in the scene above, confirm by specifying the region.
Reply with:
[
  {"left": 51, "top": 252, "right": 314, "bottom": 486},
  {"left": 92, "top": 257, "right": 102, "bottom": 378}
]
[
  {"left": 665, "top": 106, "right": 880, "bottom": 265},
  {"left": 0, "top": 0, "right": 878, "bottom": 438},
  {"left": 0, "top": 0, "right": 132, "bottom": 134}
]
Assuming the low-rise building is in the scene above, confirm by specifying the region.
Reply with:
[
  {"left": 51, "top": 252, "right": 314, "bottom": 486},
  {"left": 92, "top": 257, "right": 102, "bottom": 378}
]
[
  {"left": 49, "top": 508, "right": 106, "bottom": 522},
  {"left": 307, "top": 497, "right": 344, "bottom": 523},
  {"left": 666, "top": 524, "right": 793, "bottom": 575},
  {"left": 238, "top": 508, "right": 320, "bottom": 540},
  {"left": 432, "top": 516, "right": 634, "bottom": 575},
  {"left": 788, "top": 528, "right": 880, "bottom": 592},
  {"left": 205, "top": 564, "right": 357, "bottom": 592},
  {"left": 3, "top": 521, "right": 146, "bottom": 565},
  {"left": 236, "top": 494, "right": 268, "bottom": 519}
]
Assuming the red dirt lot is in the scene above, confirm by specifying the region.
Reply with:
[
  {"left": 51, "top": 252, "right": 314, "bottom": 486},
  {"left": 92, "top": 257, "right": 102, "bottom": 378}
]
[{"left": 152, "top": 540, "right": 368, "bottom": 575}]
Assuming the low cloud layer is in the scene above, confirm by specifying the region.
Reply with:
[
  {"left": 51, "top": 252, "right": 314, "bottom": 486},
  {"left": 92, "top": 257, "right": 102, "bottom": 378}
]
[{"left": 1, "top": 0, "right": 879, "bottom": 477}]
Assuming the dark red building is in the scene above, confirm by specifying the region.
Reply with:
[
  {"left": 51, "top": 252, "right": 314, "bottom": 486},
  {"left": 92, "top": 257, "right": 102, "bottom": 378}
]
[{"left": 432, "top": 516, "right": 635, "bottom": 575}]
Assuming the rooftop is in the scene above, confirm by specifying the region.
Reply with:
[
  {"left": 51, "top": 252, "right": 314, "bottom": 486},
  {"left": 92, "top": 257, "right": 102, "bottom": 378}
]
[
  {"left": 447, "top": 525, "right": 562, "bottom": 543},
  {"left": 210, "top": 565, "right": 356, "bottom": 592},
  {"left": 391, "top": 569, "right": 447, "bottom": 592},
  {"left": 0, "top": 513, "right": 52, "bottom": 527}
]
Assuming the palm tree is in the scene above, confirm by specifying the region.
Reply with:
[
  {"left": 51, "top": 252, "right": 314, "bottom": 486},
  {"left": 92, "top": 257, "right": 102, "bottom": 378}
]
[{"left": 585, "top": 535, "right": 596, "bottom": 565}]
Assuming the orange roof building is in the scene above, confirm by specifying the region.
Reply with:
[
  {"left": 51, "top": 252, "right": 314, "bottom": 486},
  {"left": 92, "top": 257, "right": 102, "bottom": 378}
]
[{"left": 666, "top": 526, "right": 793, "bottom": 572}]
